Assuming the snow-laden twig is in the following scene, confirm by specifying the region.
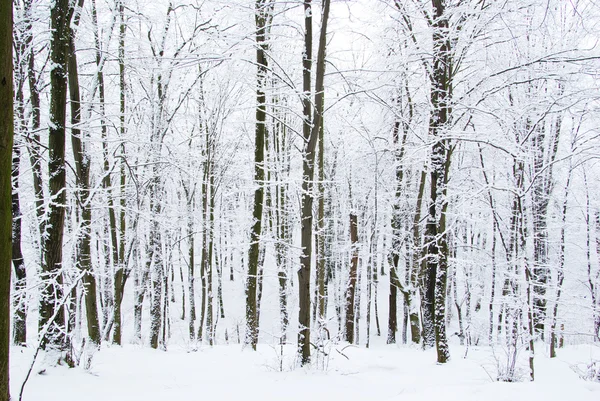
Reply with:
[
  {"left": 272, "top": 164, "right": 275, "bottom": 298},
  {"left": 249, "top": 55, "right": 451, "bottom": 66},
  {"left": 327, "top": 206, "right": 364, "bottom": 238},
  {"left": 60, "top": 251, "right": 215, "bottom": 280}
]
[{"left": 19, "top": 270, "right": 86, "bottom": 401}]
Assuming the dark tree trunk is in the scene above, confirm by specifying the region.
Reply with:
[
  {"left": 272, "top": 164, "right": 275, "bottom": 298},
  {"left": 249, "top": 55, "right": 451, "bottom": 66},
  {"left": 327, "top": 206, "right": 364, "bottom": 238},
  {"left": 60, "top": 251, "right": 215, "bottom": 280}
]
[
  {"left": 0, "top": 0, "right": 13, "bottom": 396},
  {"left": 387, "top": 268, "right": 398, "bottom": 344},
  {"left": 316, "top": 109, "right": 327, "bottom": 325},
  {"left": 245, "top": 0, "right": 271, "bottom": 350},
  {"left": 11, "top": 148, "right": 26, "bottom": 346},
  {"left": 67, "top": 28, "right": 102, "bottom": 347},
  {"left": 298, "top": 0, "right": 330, "bottom": 366},
  {"left": 425, "top": 0, "right": 451, "bottom": 364},
  {"left": 40, "top": 0, "right": 71, "bottom": 351},
  {"left": 112, "top": 0, "right": 128, "bottom": 346},
  {"left": 345, "top": 214, "right": 359, "bottom": 343}
]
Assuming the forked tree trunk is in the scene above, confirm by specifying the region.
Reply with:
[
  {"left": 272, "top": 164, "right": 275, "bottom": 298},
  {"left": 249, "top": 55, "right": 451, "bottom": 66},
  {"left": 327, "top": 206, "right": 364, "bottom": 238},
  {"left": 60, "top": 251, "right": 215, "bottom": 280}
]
[{"left": 298, "top": 0, "right": 330, "bottom": 365}]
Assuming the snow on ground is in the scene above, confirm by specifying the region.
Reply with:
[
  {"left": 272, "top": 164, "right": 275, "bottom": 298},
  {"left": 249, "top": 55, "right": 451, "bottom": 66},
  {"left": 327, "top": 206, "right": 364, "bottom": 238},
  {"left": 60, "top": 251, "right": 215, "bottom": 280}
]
[{"left": 10, "top": 338, "right": 600, "bottom": 401}]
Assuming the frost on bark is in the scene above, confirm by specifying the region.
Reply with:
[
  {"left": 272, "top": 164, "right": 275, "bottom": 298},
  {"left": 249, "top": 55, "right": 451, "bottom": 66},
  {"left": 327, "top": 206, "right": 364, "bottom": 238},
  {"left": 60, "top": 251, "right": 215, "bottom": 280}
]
[
  {"left": 245, "top": 0, "right": 272, "bottom": 351},
  {"left": 388, "top": 81, "right": 421, "bottom": 345},
  {"left": 344, "top": 214, "right": 358, "bottom": 343},
  {"left": 39, "top": 0, "right": 72, "bottom": 351},
  {"left": 530, "top": 112, "right": 561, "bottom": 339},
  {"left": 424, "top": 0, "right": 451, "bottom": 364},
  {"left": 67, "top": 24, "right": 101, "bottom": 347},
  {"left": 11, "top": 6, "right": 28, "bottom": 345}
]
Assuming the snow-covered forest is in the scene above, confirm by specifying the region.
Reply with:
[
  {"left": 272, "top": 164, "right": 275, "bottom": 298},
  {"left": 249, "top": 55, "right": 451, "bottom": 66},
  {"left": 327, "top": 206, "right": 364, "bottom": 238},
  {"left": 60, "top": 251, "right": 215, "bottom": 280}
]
[{"left": 1, "top": 0, "right": 600, "bottom": 399}]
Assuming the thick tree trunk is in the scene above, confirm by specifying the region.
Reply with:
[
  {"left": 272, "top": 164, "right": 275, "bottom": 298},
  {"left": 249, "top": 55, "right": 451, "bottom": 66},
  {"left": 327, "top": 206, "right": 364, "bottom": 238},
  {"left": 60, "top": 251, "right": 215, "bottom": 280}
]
[
  {"left": 424, "top": 0, "right": 452, "bottom": 364},
  {"left": 298, "top": 0, "right": 314, "bottom": 364},
  {"left": 0, "top": 0, "right": 14, "bottom": 396},
  {"left": 40, "top": 0, "right": 71, "bottom": 351},
  {"left": 245, "top": 1, "right": 270, "bottom": 350},
  {"left": 298, "top": 0, "right": 330, "bottom": 365}
]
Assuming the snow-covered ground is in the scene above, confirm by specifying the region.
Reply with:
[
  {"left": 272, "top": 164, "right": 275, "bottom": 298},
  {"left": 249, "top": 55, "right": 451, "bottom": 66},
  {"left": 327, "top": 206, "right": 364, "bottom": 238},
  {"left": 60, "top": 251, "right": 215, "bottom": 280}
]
[{"left": 11, "top": 339, "right": 600, "bottom": 401}]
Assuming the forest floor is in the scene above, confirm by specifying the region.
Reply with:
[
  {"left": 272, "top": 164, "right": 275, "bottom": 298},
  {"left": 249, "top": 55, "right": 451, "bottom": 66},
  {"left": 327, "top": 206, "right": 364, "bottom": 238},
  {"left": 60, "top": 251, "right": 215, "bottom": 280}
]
[{"left": 9, "top": 337, "right": 600, "bottom": 401}]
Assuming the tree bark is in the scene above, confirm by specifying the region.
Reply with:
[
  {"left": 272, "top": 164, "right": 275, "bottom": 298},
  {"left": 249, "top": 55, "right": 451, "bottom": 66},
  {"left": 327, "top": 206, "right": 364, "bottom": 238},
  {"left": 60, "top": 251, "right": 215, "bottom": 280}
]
[
  {"left": 298, "top": 0, "right": 330, "bottom": 366},
  {"left": 426, "top": 0, "right": 451, "bottom": 364},
  {"left": 0, "top": 0, "right": 13, "bottom": 396},
  {"left": 40, "top": 0, "right": 71, "bottom": 351},
  {"left": 345, "top": 214, "right": 359, "bottom": 343},
  {"left": 245, "top": 0, "right": 271, "bottom": 350},
  {"left": 67, "top": 26, "right": 102, "bottom": 347},
  {"left": 11, "top": 30, "right": 26, "bottom": 345},
  {"left": 113, "top": 0, "right": 128, "bottom": 346}
]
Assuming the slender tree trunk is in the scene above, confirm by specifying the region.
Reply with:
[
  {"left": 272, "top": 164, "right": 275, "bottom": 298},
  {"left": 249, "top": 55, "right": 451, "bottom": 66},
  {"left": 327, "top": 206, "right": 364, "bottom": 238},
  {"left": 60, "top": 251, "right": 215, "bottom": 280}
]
[
  {"left": 387, "top": 267, "right": 398, "bottom": 344},
  {"left": 11, "top": 149, "right": 26, "bottom": 345},
  {"left": 21, "top": 0, "right": 44, "bottom": 241},
  {"left": 550, "top": 165, "right": 571, "bottom": 357},
  {"left": 67, "top": 28, "right": 102, "bottom": 347},
  {"left": 316, "top": 103, "right": 326, "bottom": 325},
  {"left": 113, "top": 0, "right": 127, "bottom": 345},
  {"left": 133, "top": 245, "right": 147, "bottom": 343},
  {"left": 344, "top": 214, "right": 359, "bottom": 343},
  {"left": 149, "top": 194, "right": 163, "bottom": 349},
  {"left": 186, "top": 190, "right": 196, "bottom": 340},
  {"left": 206, "top": 175, "right": 215, "bottom": 345}
]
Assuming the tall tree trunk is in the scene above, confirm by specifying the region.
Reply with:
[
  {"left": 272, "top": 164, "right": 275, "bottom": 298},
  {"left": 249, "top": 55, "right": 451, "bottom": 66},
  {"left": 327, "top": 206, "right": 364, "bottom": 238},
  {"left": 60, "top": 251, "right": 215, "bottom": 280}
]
[
  {"left": 40, "top": 0, "right": 71, "bottom": 351},
  {"left": 0, "top": 0, "right": 14, "bottom": 396},
  {"left": 113, "top": 0, "right": 128, "bottom": 346},
  {"left": 206, "top": 174, "right": 215, "bottom": 345},
  {"left": 20, "top": 0, "right": 44, "bottom": 241},
  {"left": 197, "top": 168, "right": 208, "bottom": 341},
  {"left": 530, "top": 113, "right": 560, "bottom": 340},
  {"left": 67, "top": 26, "right": 101, "bottom": 347},
  {"left": 186, "top": 188, "right": 196, "bottom": 340},
  {"left": 316, "top": 102, "right": 326, "bottom": 325},
  {"left": 298, "top": 0, "right": 330, "bottom": 365},
  {"left": 149, "top": 192, "right": 163, "bottom": 349},
  {"left": 11, "top": 33, "right": 26, "bottom": 345},
  {"left": 425, "top": 0, "right": 451, "bottom": 364},
  {"left": 550, "top": 162, "right": 571, "bottom": 357},
  {"left": 298, "top": 0, "right": 314, "bottom": 365},
  {"left": 245, "top": 0, "right": 272, "bottom": 350}
]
